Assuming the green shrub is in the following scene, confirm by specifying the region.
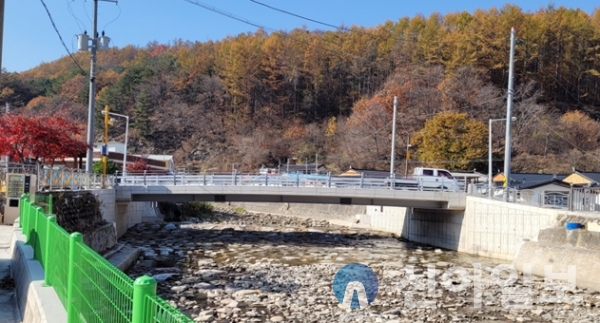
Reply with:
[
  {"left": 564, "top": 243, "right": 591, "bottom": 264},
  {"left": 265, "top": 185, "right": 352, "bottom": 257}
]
[
  {"left": 181, "top": 202, "right": 215, "bottom": 220},
  {"left": 234, "top": 207, "right": 246, "bottom": 214},
  {"left": 92, "top": 160, "right": 119, "bottom": 175}
]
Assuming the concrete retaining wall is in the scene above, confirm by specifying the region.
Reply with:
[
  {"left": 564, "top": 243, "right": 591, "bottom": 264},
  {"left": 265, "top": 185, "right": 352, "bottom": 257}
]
[
  {"left": 236, "top": 198, "right": 567, "bottom": 262},
  {"left": 225, "top": 202, "right": 367, "bottom": 222},
  {"left": 461, "top": 196, "right": 561, "bottom": 260},
  {"left": 95, "top": 189, "right": 157, "bottom": 238},
  {"left": 10, "top": 225, "right": 66, "bottom": 323},
  {"left": 83, "top": 222, "right": 117, "bottom": 254},
  {"left": 513, "top": 222, "right": 600, "bottom": 291}
]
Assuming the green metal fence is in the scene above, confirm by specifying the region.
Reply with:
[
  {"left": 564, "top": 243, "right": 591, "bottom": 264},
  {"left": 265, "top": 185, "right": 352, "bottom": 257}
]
[
  {"left": 32, "top": 193, "right": 53, "bottom": 214},
  {"left": 19, "top": 194, "right": 194, "bottom": 323}
]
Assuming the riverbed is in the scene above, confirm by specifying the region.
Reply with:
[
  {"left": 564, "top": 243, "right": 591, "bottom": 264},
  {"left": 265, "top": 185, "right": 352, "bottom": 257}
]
[{"left": 120, "top": 209, "right": 600, "bottom": 323}]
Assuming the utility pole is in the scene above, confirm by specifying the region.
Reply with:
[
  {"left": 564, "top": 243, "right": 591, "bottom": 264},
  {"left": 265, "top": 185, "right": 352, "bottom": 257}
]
[
  {"left": 315, "top": 154, "right": 318, "bottom": 173},
  {"left": 85, "top": 0, "right": 99, "bottom": 174},
  {"left": 81, "top": 0, "right": 114, "bottom": 173},
  {"left": 390, "top": 96, "right": 398, "bottom": 177},
  {"left": 102, "top": 105, "right": 109, "bottom": 189},
  {"left": 503, "top": 27, "right": 516, "bottom": 202},
  {"left": 0, "top": 0, "right": 5, "bottom": 77}
]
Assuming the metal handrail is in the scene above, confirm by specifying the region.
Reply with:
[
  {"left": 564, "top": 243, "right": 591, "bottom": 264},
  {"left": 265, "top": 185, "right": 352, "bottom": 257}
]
[
  {"left": 467, "top": 183, "right": 600, "bottom": 211},
  {"left": 115, "top": 172, "right": 463, "bottom": 192}
]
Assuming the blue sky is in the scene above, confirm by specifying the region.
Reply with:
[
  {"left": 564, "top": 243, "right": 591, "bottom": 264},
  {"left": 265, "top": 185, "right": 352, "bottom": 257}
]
[{"left": 4, "top": 0, "right": 598, "bottom": 72}]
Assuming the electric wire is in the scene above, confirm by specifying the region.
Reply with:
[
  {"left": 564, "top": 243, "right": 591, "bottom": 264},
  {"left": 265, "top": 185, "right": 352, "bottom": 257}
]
[
  {"left": 83, "top": 0, "right": 93, "bottom": 24},
  {"left": 102, "top": 1, "right": 122, "bottom": 31},
  {"left": 39, "top": 0, "right": 87, "bottom": 74},
  {"left": 67, "top": 0, "right": 86, "bottom": 32},
  {"left": 182, "top": 0, "right": 266, "bottom": 30},
  {"left": 181, "top": 0, "right": 388, "bottom": 64},
  {"left": 249, "top": 0, "right": 341, "bottom": 30},
  {"left": 248, "top": 0, "right": 477, "bottom": 45}
]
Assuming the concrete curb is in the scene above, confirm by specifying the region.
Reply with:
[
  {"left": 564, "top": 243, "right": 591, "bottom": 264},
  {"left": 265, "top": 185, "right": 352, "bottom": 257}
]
[
  {"left": 11, "top": 226, "right": 67, "bottom": 323},
  {"left": 107, "top": 245, "right": 141, "bottom": 272}
]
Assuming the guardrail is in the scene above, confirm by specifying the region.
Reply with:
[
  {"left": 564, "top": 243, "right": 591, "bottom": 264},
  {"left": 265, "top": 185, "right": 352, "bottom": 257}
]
[
  {"left": 20, "top": 194, "right": 194, "bottom": 323},
  {"left": 116, "top": 172, "right": 463, "bottom": 192},
  {"left": 38, "top": 168, "right": 114, "bottom": 190},
  {"left": 468, "top": 183, "right": 600, "bottom": 211}
]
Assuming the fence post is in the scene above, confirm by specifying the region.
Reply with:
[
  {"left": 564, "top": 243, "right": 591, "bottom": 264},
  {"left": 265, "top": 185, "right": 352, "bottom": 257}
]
[
  {"left": 569, "top": 186, "right": 574, "bottom": 211},
  {"left": 22, "top": 196, "right": 29, "bottom": 238},
  {"left": 44, "top": 216, "right": 57, "bottom": 287},
  {"left": 143, "top": 170, "right": 147, "bottom": 186},
  {"left": 203, "top": 173, "right": 207, "bottom": 186},
  {"left": 265, "top": 174, "right": 268, "bottom": 186},
  {"left": 296, "top": 172, "right": 300, "bottom": 187},
  {"left": 174, "top": 171, "right": 177, "bottom": 186},
  {"left": 328, "top": 172, "right": 331, "bottom": 188},
  {"left": 31, "top": 207, "right": 43, "bottom": 245},
  {"left": 360, "top": 173, "right": 364, "bottom": 188},
  {"left": 48, "top": 194, "right": 53, "bottom": 215},
  {"left": 19, "top": 194, "right": 27, "bottom": 228},
  {"left": 67, "top": 232, "right": 83, "bottom": 323},
  {"left": 132, "top": 275, "right": 157, "bottom": 323}
]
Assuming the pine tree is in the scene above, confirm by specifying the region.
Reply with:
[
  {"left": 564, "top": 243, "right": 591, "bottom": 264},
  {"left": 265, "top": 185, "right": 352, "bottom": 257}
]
[{"left": 134, "top": 88, "right": 153, "bottom": 137}]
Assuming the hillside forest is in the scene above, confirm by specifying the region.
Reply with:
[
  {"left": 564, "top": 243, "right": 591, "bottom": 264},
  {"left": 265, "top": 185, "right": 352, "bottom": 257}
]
[{"left": 2, "top": 5, "right": 600, "bottom": 174}]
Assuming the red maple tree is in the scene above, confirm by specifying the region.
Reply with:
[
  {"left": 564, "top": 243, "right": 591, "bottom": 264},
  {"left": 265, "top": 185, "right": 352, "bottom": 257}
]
[
  {"left": 0, "top": 114, "right": 88, "bottom": 165},
  {"left": 126, "top": 159, "right": 150, "bottom": 173}
]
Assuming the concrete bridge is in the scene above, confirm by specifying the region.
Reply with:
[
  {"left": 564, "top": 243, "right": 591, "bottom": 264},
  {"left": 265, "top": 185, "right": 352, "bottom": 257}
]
[{"left": 115, "top": 173, "right": 467, "bottom": 210}]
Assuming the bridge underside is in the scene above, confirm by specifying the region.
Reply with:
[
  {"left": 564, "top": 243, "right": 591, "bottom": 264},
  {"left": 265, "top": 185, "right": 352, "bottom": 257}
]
[{"left": 130, "top": 193, "right": 447, "bottom": 209}]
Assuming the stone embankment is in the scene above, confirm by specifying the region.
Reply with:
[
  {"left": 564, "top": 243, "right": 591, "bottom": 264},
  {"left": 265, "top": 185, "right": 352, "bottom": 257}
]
[{"left": 119, "top": 208, "right": 600, "bottom": 323}]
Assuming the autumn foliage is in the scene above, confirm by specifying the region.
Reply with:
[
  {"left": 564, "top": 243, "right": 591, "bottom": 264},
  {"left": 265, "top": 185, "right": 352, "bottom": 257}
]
[
  {"left": 4, "top": 5, "right": 600, "bottom": 173},
  {"left": 126, "top": 159, "right": 150, "bottom": 173},
  {"left": 0, "top": 114, "right": 87, "bottom": 164}
]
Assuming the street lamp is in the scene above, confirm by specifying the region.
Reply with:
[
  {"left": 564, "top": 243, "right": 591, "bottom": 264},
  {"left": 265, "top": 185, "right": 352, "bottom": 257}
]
[
  {"left": 488, "top": 117, "right": 516, "bottom": 198},
  {"left": 101, "top": 110, "right": 129, "bottom": 175},
  {"left": 405, "top": 132, "right": 411, "bottom": 177}
]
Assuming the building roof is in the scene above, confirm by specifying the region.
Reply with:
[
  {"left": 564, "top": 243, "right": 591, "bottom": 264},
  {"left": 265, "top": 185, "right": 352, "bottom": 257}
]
[
  {"left": 278, "top": 164, "right": 327, "bottom": 174},
  {"left": 493, "top": 173, "right": 568, "bottom": 189},
  {"left": 564, "top": 169, "right": 600, "bottom": 185},
  {"left": 340, "top": 168, "right": 392, "bottom": 178},
  {"left": 519, "top": 178, "right": 573, "bottom": 190}
]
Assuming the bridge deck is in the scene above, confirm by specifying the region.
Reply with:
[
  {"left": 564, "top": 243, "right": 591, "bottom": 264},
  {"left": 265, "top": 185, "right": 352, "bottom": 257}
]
[{"left": 116, "top": 174, "right": 466, "bottom": 210}]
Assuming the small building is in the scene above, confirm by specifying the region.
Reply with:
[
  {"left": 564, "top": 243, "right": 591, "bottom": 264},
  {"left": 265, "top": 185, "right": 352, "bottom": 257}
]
[
  {"left": 492, "top": 173, "right": 568, "bottom": 189},
  {"left": 340, "top": 168, "right": 392, "bottom": 178},
  {"left": 563, "top": 169, "right": 600, "bottom": 186},
  {"left": 518, "top": 178, "right": 573, "bottom": 207},
  {"left": 54, "top": 142, "right": 175, "bottom": 173},
  {"left": 278, "top": 164, "right": 328, "bottom": 175},
  {"left": 450, "top": 171, "right": 487, "bottom": 185}
]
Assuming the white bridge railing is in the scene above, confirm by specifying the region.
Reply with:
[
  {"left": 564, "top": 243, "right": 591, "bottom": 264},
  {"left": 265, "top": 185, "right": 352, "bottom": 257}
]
[
  {"left": 116, "top": 172, "right": 462, "bottom": 192},
  {"left": 468, "top": 183, "right": 600, "bottom": 212}
]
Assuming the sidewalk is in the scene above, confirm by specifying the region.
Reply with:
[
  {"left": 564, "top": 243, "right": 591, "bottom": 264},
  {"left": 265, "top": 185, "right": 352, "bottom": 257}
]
[{"left": 0, "top": 224, "right": 21, "bottom": 323}]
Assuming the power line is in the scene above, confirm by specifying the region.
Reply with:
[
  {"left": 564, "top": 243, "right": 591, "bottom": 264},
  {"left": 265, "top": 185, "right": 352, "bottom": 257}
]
[
  {"left": 182, "top": 0, "right": 265, "bottom": 29},
  {"left": 39, "top": 0, "right": 86, "bottom": 74},
  {"left": 248, "top": 0, "right": 476, "bottom": 45},
  {"left": 181, "top": 0, "right": 391, "bottom": 64},
  {"left": 249, "top": 0, "right": 340, "bottom": 30},
  {"left": 66, "top": 0, "right": 85, "bottom": 33}
]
